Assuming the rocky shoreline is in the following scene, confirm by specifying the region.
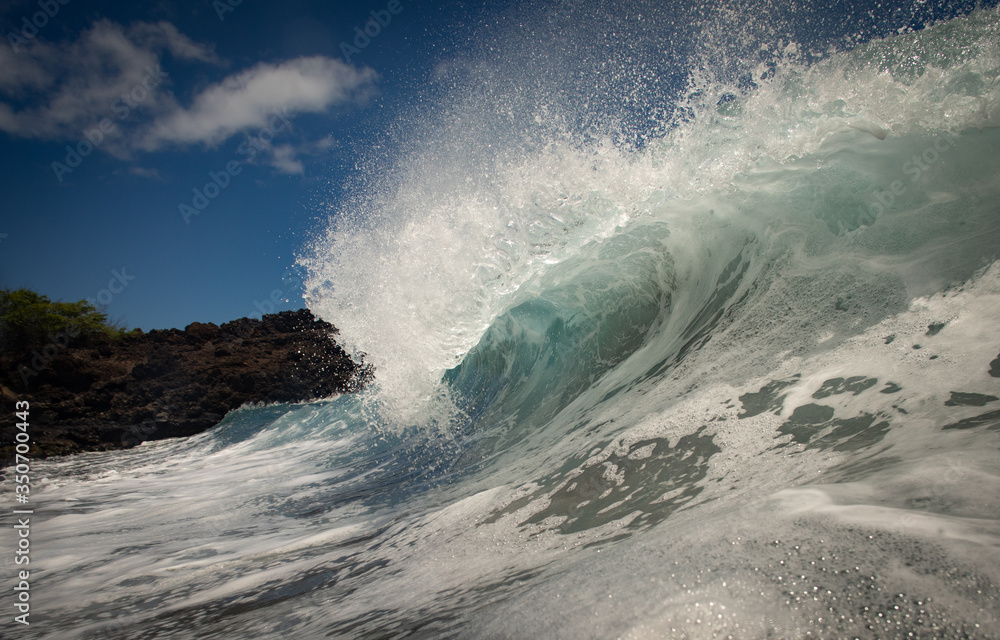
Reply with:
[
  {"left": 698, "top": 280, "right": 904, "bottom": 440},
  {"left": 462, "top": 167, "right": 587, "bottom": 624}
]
[{"left": 0, "top": 309, "right": 370, "bottom": 462}]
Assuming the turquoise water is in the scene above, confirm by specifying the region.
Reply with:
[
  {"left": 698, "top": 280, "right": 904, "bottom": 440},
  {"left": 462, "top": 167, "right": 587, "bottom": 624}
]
[{"left": 6, "top": 3, "right": 1000, "bottom": 638}]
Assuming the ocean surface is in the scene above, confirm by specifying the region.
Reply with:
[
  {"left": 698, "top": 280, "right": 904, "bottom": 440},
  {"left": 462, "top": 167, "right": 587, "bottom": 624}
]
[{"left": 5, "top": 1, "right": 1000, "bottom": 638}]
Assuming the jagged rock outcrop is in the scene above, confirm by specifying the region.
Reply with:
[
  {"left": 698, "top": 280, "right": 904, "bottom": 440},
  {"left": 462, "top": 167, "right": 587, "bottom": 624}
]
[{"left": 0, "top": 309, "right": 370, "bottom": 460}]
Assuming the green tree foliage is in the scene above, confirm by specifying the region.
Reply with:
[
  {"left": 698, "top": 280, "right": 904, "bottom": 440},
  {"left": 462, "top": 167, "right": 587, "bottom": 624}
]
[{"left": 0, "top": 288, "right": 131, "bottom": 359}]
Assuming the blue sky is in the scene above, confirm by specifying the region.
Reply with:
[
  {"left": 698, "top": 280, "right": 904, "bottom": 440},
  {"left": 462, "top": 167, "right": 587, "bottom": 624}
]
[
  {"left": 0, "top": 0, "right": 990, "bottom": 331},
  {"left": 0, "top": 0, "right": 490, "bottom": 330}
]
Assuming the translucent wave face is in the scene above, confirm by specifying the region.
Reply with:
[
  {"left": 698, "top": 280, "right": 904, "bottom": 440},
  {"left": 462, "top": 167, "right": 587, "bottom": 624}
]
[{"left": 300, "top": 3, "right": 1000, "bottom": 427}]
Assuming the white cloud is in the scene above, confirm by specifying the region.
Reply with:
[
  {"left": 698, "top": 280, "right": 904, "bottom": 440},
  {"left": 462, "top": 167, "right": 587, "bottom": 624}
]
[
  {"left": 266, "top": 135, "right": 337, "bottom": 175},
  {"left": 0, "top": 20, "right": 374, "bottom": 173},
  {"left": 270, "top": 144, "right": 305, "bottom": 175},
  {"left": 0, "top": 20, "right": 216, "bottom": 141},
  {"left": 126, "top": 21, "right": 219, "bottom": 64},
  {"left": 126, "top": 166, "right": 162, "bottom": 180},
  {"left": 141, "top": 57, "right": 376, "bottom": 149}
]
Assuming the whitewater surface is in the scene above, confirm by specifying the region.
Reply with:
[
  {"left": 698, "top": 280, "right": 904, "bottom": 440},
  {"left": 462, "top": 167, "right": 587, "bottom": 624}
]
[{"left": 4, "top": 2, "right": 1000, "bottom": 638}]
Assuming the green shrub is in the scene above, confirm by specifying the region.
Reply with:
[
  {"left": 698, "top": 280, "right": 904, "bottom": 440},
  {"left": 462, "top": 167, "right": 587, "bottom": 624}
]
[{"left": 0, "top": 288, "right": 129, "bottom": 359}]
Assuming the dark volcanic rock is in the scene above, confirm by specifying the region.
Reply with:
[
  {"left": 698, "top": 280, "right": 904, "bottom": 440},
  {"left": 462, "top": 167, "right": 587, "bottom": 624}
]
[{"left": 0, "top": 309, "right": 371, "bottom": 461}]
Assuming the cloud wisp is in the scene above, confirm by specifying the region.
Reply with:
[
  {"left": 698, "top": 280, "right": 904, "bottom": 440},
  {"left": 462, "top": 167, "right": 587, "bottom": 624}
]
[
  {"left": 0, "top": 20, "right": 216, "bottom": 141},
  {"left": 142, "top": 56, "right": 376, "bottom": 150},
  {"left": 1, "top": 19, "right": 377, "bottom": 172}
]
